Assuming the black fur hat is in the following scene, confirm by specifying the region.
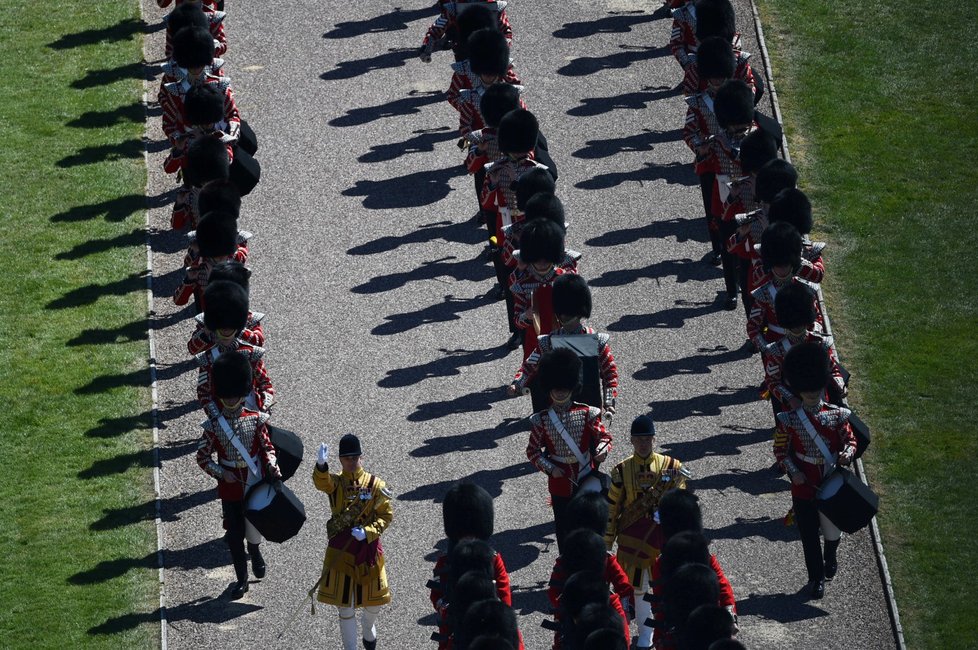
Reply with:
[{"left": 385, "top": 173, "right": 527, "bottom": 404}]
[
  {"left": 517, "top": 218, "right": 564, "bottom": 265},
  {"left": 168, "top": 2, "right": 208, "bottom": 36},
  {"left": 443, "top": 481, "right": 494, "bottom": 542},
  {"left": 211, "top": 351, "right": 252, "bottom": 398},
  {"left": 564, "top": 491, "right": 610, "bottom": 537},
  {"left": 660, "top": 531, "right": 712, "bottom": 581},
  {"left": 738, "top": 129, "right": 778, "bottom": 174},
  {"left": 203, "top": 280, "right": 249, "bottom": 332},
  {"left": 662, "top": 563, "right": 720, "bottom": 634},
  {"left": 524, "top": 193, "right": 566, "bottom": 230},
  {"left": 774, "top": 280, "right": 817, "bottom": 330},
  {"left": 468, "top": 28, "right": 510, "bottom": 77},
  {"left": 172, "top": 26, "right": 215, "bottom": 69},
  {"left": 695, "top": 37, "right": 736, "bottom": 81},
  {"left": 783, "top": 341, "right": 831, "bottom": 393},
  {"left": 714, "top": 80, "right": 755, "bottom": 129},
  {"left": 448, "top": 539, "right": 496, "bottom": 583},
  {"left": 480, "top": 83, "right": 521, "bottom": 128},
  {"left": 184, "top": 84, "right": 225, "bottom": 126},
  {"left": 457, "top": 4, "right": 499, "bottom": 44},
  {"left": 198, "top": 179, "right": 242, "bottom": 220},
  {"left": 195, "top": 211, "right": 238, "bottom": 258},
  {"left": 208, "top": 260, "right": 250, "bottom": 292},
  {"left": 755, "top": 159, "right": 797, "bottom": 203},
  {"left": 694, "top": 0, "right": 736, "bottom": 42},
  {"left": 497, "top": 109, "right": 539, "bottom": 155},
  {"left": 460, "top": 600, "right": 520, "bottom": 649},
  {"left": 658, "top": 489, "right": 703, "bottom": 541},
  {"left": 184, "top": 136, "right": 229, "bottom": 187},
  {"left": 448, "top": 571, "right": 498, "bottom": 635},
  {"left": 683, "top": 605, "right": 737, "bottom": 650},
  {"left": 768, "top": 188, "right": 813, "bottom": 235},
  {"left": 513, "top": 168, "right": 556, "bottom": 211},
  {"left": 560, "top": 529, "right": 608, "bottom": 575},
  {"left": 760, "top": 221, "right": 802, "bottom": 271},
  {"left": 538, "top": 348, "right": 582, "bottom": 394},
  {"left": 559, "top": 571, "right": 610, "bottom": 621},
  {"left": 584, "top": 627, "right": 628, "bottom": 650},
  {"left": 552, "top": 273, "right": 591, "bottom": 319}
]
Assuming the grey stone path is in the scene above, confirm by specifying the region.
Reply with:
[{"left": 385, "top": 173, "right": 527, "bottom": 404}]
[{"left": 140, "top": 1, "right": 895, "bottom": 648}]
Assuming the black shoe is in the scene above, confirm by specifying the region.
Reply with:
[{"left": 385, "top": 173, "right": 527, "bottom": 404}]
[
  {"left": 808, "top": 579, "right": 825, "bottom": 599},
  {"left": 506, "top": 331, "right": 522, "bottom": 350},
  {"left": 230, "top": 554, "right": 250, "bottom": 599},
  {"left": 230, "top": 579, "right": 249, "bottom": 599},
  {"left": 247, "top": 543, "right": 266, "bottom": 579},
  {"left": 363, "top": 639, "right": 377, "bottom": 650},
  {"left": 824, "top": 559, "right": 838, "bottom": 581},
  {"left": 723, "top": 292, "right": 738, "bottom": 310},
  {"left": 709, "top": 251, "right": 722, "bottom": 266}
]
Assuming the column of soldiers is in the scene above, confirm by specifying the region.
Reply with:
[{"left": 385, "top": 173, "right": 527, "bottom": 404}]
[{"left": 154, "top": 3, "right": 395, "bottom": 650}]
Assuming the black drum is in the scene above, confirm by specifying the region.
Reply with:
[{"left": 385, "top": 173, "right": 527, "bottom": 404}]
[
  {"left": 849, "top": 411, "right": 871, "bottom": 460},
  {"left": 267, "top": 425, "right": 303, "bottom": 481},
  {"left": 550, "top": 334, "right": 602, "bottom": 410},
  {"left": 238, "top": 120, "right": 259, "bottom": 156},
  {"left": 816, "top": 468, "right": 879, "bottom": 534},
  {"left": 245, "top": 480, "right": 306, "bottom": 543},
  {"left": 229, "top": 146, "right": 261, "bottom": 196}
]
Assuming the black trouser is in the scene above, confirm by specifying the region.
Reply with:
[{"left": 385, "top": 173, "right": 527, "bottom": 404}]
[
  {"left": 551, "top": 494, "right": 572, "bottom": 553},
  {"left": 718, "top": 219, "right": 740, "bottom": 296},
  {"left": 474, "top": 168, "right": 487, "bottom": 220},
  {"left": 792, "top": 497, "right": 826, "bottom": 583},
  {"left": 221, "top": 499, "right": 247, "bottom": 562},
  {"left": 738, "top": 256, "right": 753, "bottom": 317},
  {"left": 698, "top": 172, "right": 722, "bottom": 254}
]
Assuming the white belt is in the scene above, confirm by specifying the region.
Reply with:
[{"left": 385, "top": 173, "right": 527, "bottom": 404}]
[
  {"left": 220, "top": 458, "right": 251, "bottom": 469},
  {"left": 549, "top": 455, "right": 582, "bottom": 464},
  {"left": 795, "top": 452, "right": 825, "bottom": 465}
]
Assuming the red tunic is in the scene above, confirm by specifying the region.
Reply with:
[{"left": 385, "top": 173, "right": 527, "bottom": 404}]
[
  {"left": 159, "top": 73, "right": 240, "bottom": 173},
  {"left": 509, "top": 265, "right": 566, "bottom": 358},
  {"left": 526, "top": 403, "right": 612, "bottom": 498},
  {"left": 774, "top": 403, "right": 856, "bottom": 500},
  {"left": 650, "top": 554, "right": 737, "bottom": 649},
  {"left": 195, "top": 406, "right": 277, "bottom": 502},
  {"left": 195, "top": 341, "right": 274, "bottom": 425},
  {"left": 421, "top": 0, "right": 513, "bottom": 56},
  {"left": 669, "top": 3, "right": 697, "bottom": 70},
  {"left": 429, "top": 551, "right": 512, "bottom": 649},
  {"left": 746, "top": 276, "right": 822, "bottom": 349},
  {"left": 761, "top": 329, "right": 844, "bottom": 407},
  {"left": 683, "top": 92, "right": 721, "bottom": 175}
]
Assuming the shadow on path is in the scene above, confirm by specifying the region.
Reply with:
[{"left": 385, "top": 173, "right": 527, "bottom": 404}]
[
  {"left": 575, "top": 161, "right": 696, "bottom": 190},
  {"left": 323, "top": 6, "right": 434, "bottom": 39},
  {"left": 553, "top": 11, "right": 657, "bottom": 39},
  {"left": 329, "top": 91, "right": 445, "bottom": 128},
  {"left": 567, "top": 85, "right": 681, "bottom": 117},
  {"left": 351, "top": 254, "right": 493, "bottom": 295},
  {"left": 410, "top": 417, "right": 526, "bottom": 458},
  {"left": 342, "top": 166, "right": 465, "bottom": 210}
]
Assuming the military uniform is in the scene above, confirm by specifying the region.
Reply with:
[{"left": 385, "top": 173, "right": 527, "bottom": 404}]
[
  {"left": 420, "top": 0, "right": 513, "bottom": 61},
  {"left": 747, "top": 276, "right": 822, "bottom": 349},
  {"left": 188, "top": 310, "right": 265, "bottom": 354},
  {"left": 196, "top": 341, "right": 274, "bottom": 422}
]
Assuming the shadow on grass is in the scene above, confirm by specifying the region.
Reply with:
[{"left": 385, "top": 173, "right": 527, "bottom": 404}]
[
  {"left": 553, "top": 11, "right": 657, "bottom": 38},
  {"left": 67, "top": 318, "right": 147, "bottom": 346},
  {"left": 349, "top": 220, "right": 486, "bottom": 258},
  {"left": 74, "top": 359, "right": 193, "bottom": 395},
  {"left": 56, "top": 138, "right": 143, "bottom": 168},
  {"left": 320, "top": 47, "right": 416, "bottom": 81},
  {"left": 50, "top": 194, "right": 146, "bottom": 223},
  {"left": 47, "top": 17, "right": 146, "bottom": 50},
  {"left": 89, "top": 597, "right": 261, "bottom": 635},
  {"left": 588, "top": 257, "right": 718, "bottom": 288},
  {"left": 649, "top": 385, "right": 757, "bottom": 422},
  {"left": 55, "top": 229, "right": 144, "bottom": 261},
  {"left": 574, "top": 161, "right": 696, "bottom": 190},
  {"left": 77, "top": 437, "right": 195, "bottom": 479},
  {"left": 71, "top": 62, "right": 146, "bottom": 89},
  {"left": 378, "top": 346, "right": 510, "bottom": 388},
  {"left": 557, "top": 44, "right": 669, "bottom": 77},
  {"left": 84, "top": 411, "right": 153, "bottom": 439},
  {"left": 67, "top": 101, "right": 144, "bottom": 128},
  {"left": 584, "top": 218, "right": 705, "bottom": 247},
  {"left": 607, "top": 298, "right": 720, "bottom": 332},
  {"left": 571, "top": 128, "right": 682, "bottom": 160},
  {"left": 342, "top": 165, "right": 465, "bottom": 210},
  {"left": 324, "top": 6, "right": 434, "bottom": 39},
  {"left": 410, "top": 417, "right": 526, "bottom": 458},
  {"left": 407, "top": 386, "right": 511, "bottom": 422},
  {"left": 351, "top": 254, "right": 493, "bottom": 295},
  {"left": 567, "top": 84, "right": 680, "bottom": 118},
  {"left": 90, "top": 489, "right": 210, "bottom": 531},
  {"left": 633, "top": 344, "right": 753, "bottom": 381},
  {"left": 46, "top": 271, "right": 146, "bottom": 309},
  {"left": 398, "top": 462, "right": 535, "bottom": 502},
  {"left": 328, "top": 90, "right": 444, "bottom": 128},
  {"left": 69, "top": 538, "right": 227, "bottom": 586},
  {"left": 660, "top": 424, "right": 771, "bottom": 463},
  {"left": 358, "top": 127, "right": 456, "bottom": 163}
]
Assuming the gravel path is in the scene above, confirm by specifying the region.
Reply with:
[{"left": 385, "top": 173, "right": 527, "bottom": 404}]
[{"left": 140, "top": 1, "right": 896, "bottom": 648}]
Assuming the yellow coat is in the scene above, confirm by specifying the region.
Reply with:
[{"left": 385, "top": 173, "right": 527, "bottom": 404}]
[{"left": 313, "top": 465, "right": 393, "bottom": 607}]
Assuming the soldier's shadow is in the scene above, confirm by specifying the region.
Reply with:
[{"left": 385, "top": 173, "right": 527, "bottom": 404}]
[
  {"left": 408, "top": 386, "right": 511, "bottom": 422},
  {"left": 574, "top": 161, "right": 697, "bottom": 191},
  {"left": 351, "top": 254, "right": 493, "bottom": 295},
  {"left": 571, "top": 128, "right": 682, "bottom": 160},
  {"left": 323, "top": 6, "right": 435, "bottom": 39},
  {"left": 378, "top": 346, "right": 510, "bottom": 388},
  {"left": 328, "top": 90, "right": 444, "bottom": 128},
  {"left": 410, "top": 417, "right": 526, "bottom": 458},
  {"left": 588, "top": 257, "right": 719, "bottom": 288},
  {"left": 607, "top": 299, "right": 720, "bottom": 332},
  {"left": 735, "top": 591, "right": 829, "bottom": 623},
  {"left": 553, "top": 11, "right": 658, "bottom": 39},
  {"left": 557, "top": 44, "right": 669, "bottom": 77},
  {"left": 660, "top": 425, "right": 772, "bottom": 462},
  {"left": 633, "top": 344, "right": 754, "bottom": 382},
  {"left": 649, "top": 385, "right": 759, "bottom": 422},
  {"left": 584, "top": 217, "right": 705, "bottom": 247},
  {"left": 358, "top": 127, "right": 457, "bottom": 163},
  {"left": 320, "top": 47, "right": 416, "bottom": 81},
  {"left": 371, "top": 294, "right": 491, "bottom": 336},
  {"left": 342, "top": 165, "right": 466, "bottom": 210},
  {"left": 397, "top": 462, "right": 535, "bottom": 503},
  {"left": 567, "top": 85, "right": 681, "bottom": 118}
]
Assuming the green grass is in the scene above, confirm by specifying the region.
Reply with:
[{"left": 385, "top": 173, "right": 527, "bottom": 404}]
[
  {"left": 0, "top": 2, "right": 157, "bottom": 647},
  {"left": 756, "top": 2, "right": 978, "bottom": 647}
]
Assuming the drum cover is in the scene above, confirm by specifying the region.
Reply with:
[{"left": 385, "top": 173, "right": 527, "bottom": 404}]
[
  {"left": 245, "top": 481, "right": 306, "bottom": 543},
  {"left": 267, "top": 425, "right": 303, "bottom": 481},
  {"left": 550, "top": 334, "right": 602, "bottom": 410},
  {"left": 849, "top": 411, "right": 871, "bottom": 460},
  {"left": 238, "top": 120, "right": 259, "bottom": 156},
  {"left": 229, "top": 146, "right": 261, "bottom": 196},
  {"left": 816, "top": 468, "right": 879, "bottom": 534}
]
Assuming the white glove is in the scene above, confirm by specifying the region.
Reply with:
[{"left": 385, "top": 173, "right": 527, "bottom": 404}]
[
  {"left": 317, "top": 443, "right": 329, "bottom": 466},
  {"left": 351, "top": 526, "right": 367, "bottom": 541}
]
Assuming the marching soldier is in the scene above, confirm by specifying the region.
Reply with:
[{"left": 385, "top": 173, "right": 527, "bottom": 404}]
[
  {"left": 604, "top": 415, "right": 689, "bottom": 650},
  {"left": 314, "top": 435, "right": 394, "bottom": 650}
]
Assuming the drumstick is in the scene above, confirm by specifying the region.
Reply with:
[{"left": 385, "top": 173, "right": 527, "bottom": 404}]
[{"left": 531, "top": 290, "right": 541, "bottom": 336}]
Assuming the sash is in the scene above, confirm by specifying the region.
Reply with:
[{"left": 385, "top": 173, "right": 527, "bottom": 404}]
[
  {"left": 216, "top": 413, "right": 260, "bottom": 478},
  {"left": 548, "top": 408, "right": 591, "bottom": 480},
  {"left": 795, "top": 408, "right": 836, "bottom": 478}
]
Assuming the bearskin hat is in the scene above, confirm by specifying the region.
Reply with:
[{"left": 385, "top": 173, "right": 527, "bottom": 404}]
[
  {"left": 584, "top": 627, "right": 628, "bottom": 650},
  {"left": 755, "top": 159, "right": 797, "bottom": 203},
  {"left": 172, "top": 26, "right": 215, "bottom": 69},
  {"left": 459, "top": 600, "right": 521, "bottom": 649},
  {"left": 783, "top": 341, "right": 831, "bottom": 393},
  {"left": 564, "top": 491, "right": 609, "bottom": 537},
  {"left": 738, "top": 129, "right": 778, "bottom": 174},
  {"left": 695, "top": 37, "right": 736, "bottom": 81},
  {"left": 694, "top": 0, "right": 736, "bottom": 43},
  {"left": 538, "top": 348, "right": 582, "bottom": 394},
  {"left": 517, "top": 218, "right": 564, "bottom": 265},
  {"left": 658, "top": 489, "right": 703, "bottom": 541},
  {"left": 513, "top": 168, "right": 556, "bottom": 212},
  {"left": 448, "top": 571, "right": 497, "bottom": 632},
  {"left": 469, "top": 637, "right": 516, "bottom": 650},
  {"left": 524, "top": 193, "right": 566, "bottom": 230},
  {"left": 195, "top": 211, "right": 238, "bottom": 258},
  {"left": 168, "top": 2, "right": 209, "bottom": 36},
  {"left": 577, "top": 604, "right": 628, "bottom": 650},
  {"left": 709, "top": 640, "right": 748, "bottom": 650},
  {"left": 497, "top": 109, "right": 539, "bottom": 155},
  {"left": 480, "top": 83, "right": 522, "bottom": 128},
  {"left": 714, "top": 80, "right": 755, "bottom": 129},
  {"left": 184, "top": 84, "right": 225, "bottom": 126},
  {"left": 662, "top": 563, "right": 720, "bottom": 635},
  {"left": 552, "top": 273, "right": 591, "bottom": 319},
  {"left": 208, "top": 260, "right": 250, "bottom": 291},
  {"left": 468, "top": 28, "right": 510, "bottom": 77},
  {"left": 559, "top": 571, "right": 610, "bottom": 622},
  {"left": 560, "top": 529, "right": 608, "bottom": 575},
  {"left": 774, "top": 279, "right": 817, "bottom": 330},
  {"left": 443, "top": 481, "right": 494, "bottom": 542},
  {"left": 760, "top": 221, "right": 802, "bottom": 271},
  {"left": 211, "top": 351, "right": 252, "bottom": 398},
  {"left": 660, "top": 531, "right": 712, "bottom": 581},
  {"left": 457, "top": 4, "right": 499, "bottom": 45},
  {"left": 203, "top": 280, "right": 249, "bottom": 332},
  {"left": 198, "top": 179, "right": 242, "bottom": 220},
  {"left": 768, "top": 187, "right": 813, "bottom": 235},
  {"left": 184, "top": 136, "right": 229, "bottom": 187},
  {"left": 684, "top": 605, "right": 738, "bottom": 650}
]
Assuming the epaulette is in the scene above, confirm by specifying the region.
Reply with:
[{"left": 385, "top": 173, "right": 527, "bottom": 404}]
[
  {"left": 564, "top": 249, "right": 582, "bottom": 264},
  {"left": 807, "top": 241, "right": 827, "bottom": 258},
  {"left": 817, "top": 404, "right": 852, "bottom": 427},
  {"left": 738, "top": 49, "right": 752, "bottom": 63},
  {"left": 537, "top": 334, "right": 553, "bottom": 353},
  {"left": 248, "top": 311, "right": 265, "bottom": 326},
  {"left": 194, "top": 313, "right": 206, "bottom": 326},
  {"left": 774, "top": 410, "right": 792, "bottom": 428},
  {"left": 597, "top": 332, "right": 610, "bottom": 346},
  {"left": 256, "top": 410, "right": 271, "bottom": 426},
  {"left": 793, "top": 277, "right": 821, "bottom": 294},
  {"left": 209, "top": 10, "right": 226, "bottom": 24},
  {"left": 685, "top": 94, "right": 700, "bottom": 109},
  {"left": 211, "top": 58, "right": 225, "bottom": 74},
  {"left": 483, "top": 156, "right": 508, "bottom": 174},
  {"left": 450, "top": 59, "right": 469, "bottom": 74},
  {"left": 208, "top": 75, "right": 232, "bottom": 93},
  {"left": 495, "top": 1, "right": 508, "bottom": 11},
  {"left": 237, "top": 230, "right": 253, "bottom": 244},
  {"left": 162, "top": 80, "right": 185, "bottom": 97},
  {"left": 529, "top": 411, "right": 543, "bottom": 428}
]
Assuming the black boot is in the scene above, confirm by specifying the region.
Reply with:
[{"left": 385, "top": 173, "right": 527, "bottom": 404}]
[
  {"left": 247, "top": 542, "right": 266, "bottom": 579},
  {"left": 230, "top": 554, "right": 250, "bottom": 599},
  {"left": 824, "top": 539, "right": 840, "bottom": 580},
  {"left": 808, "top": 578, "right": 825, "bottom": 599},
  {"left": 363, "top": 639, "right": 377, "bottom": 650}
]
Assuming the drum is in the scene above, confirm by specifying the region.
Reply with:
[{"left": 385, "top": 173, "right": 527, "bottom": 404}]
[
  {"left": 816, "top": 468, "right": 879, "bottom": 534},
  {"left": 238, "top": 120, "right": 259, "bottom": 156},
  {"left": 245, "top": 480, "right": 306, "bottom": 543},
  {"left": 266, "top": 425, "right": 303, "bottom": 481},
  {"left": 849, "top": 411, "right": 871, "bottom": 460},
  {"left": 229, "top": 146, "right": 261, "bottom": 196},
  {"left": 550, "top": 334, "right": 602, "bottom": 410}
]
